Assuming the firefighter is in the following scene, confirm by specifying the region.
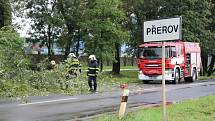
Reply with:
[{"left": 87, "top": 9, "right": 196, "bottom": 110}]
[
  {"left": 65, "top": 53, "right": 81, "bottom": 78},
  {"left": 47, "top": 60, "right": 56, "bottom": 70},
  {"left": 50, "top": 60, "right": 56, "bottom": 69},
  {"left": 87, "top": 55, "right": 99, "bottom": 92}
]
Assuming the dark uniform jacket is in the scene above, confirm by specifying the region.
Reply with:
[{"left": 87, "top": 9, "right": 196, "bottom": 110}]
[{"left": 87, "top": 60, "right": 99, "bottom": 77}]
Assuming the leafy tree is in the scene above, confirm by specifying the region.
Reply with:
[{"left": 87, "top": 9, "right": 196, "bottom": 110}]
[
  {"left": 123, "top": 0, "right": 214, "bottom": 76},
  {"left": 13, "top": 0, "right": 85, "bottom": 59},
  {"left": 206, "top": 0, "right": 215, "bottom": 76},
  {"left": 82, "top": 0, "right": 129, "bottom": 73},
  {"left": 24, "top": 0, "right": 63, "bottom": 59},
  {"left": 122, "top": 0, "right": 162, "bottom": 56},
  {"left": 159, "top": 0, "right": 213, "bottom": 76},
  {"left": 57, "top": 0, "right": 85, "bottom": 58}
]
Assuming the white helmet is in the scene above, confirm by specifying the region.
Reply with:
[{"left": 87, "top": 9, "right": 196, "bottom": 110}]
[
  {"left": 50, "top": 60, "right": 56, "bottom": 66},
  {"left": 88, "top": 55, "right": 97, "bottom": 61},
  {"left": 68, "top": 53, "right": 76, "bottom": 58}
]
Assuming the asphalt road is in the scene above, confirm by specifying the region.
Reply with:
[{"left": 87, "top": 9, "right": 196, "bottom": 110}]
[{"left": 0, "top": 80, "right": 215, "bottom": 121}]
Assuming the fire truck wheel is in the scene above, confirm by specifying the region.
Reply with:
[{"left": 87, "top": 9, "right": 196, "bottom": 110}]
[{"left": 173, "top": 69, "right": 180, "bottom": 84}]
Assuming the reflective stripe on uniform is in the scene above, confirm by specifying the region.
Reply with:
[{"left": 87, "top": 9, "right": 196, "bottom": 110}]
[
  {"left": 88, "top": 67, "right": 99, "bottom": 70},
  {"left": 88, "top": 74, "right": 96, "bottom": 76}
]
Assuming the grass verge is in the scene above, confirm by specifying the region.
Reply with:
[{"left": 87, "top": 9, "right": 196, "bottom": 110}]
[
  {"left": 81, "top": 66, "right": 138, "bottom": 70},
  {"left": 100, "top": 70, "right": 138, "bottom": 83},
  {"left": 199, "top": 74, "right": 215, "bottom": 80},
  {"left": 93, "top": 95, "right": 215, "bottom": 121},
  {"left": 96, "top": 70, "right": 139, "bottom": 92}
]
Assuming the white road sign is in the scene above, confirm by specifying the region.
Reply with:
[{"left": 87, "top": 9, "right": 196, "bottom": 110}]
[{"left": 143, "top": 17, "right": 182, "bottom": 42}]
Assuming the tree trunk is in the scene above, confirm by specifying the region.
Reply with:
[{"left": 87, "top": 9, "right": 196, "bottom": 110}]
[
  {"left": 37, "top": 49, "right": 41, "bottom": 63},
  {"left": 201, "top": 51, "right": 208, "bottom": 76},
  {"left": 207, "top": 54, "right": 215, "bottom": 76},
  {"left": 0, "top": 9, "right": 4, "bottom": 28},
  {"left": 123, "top": 56, "right": 126, "bottom": 66},
  {"left": 75, "top": 34, "right": 80, "bottom": 57},
  {"left": 64, "top": 24, "right": 74, "bottom": 59},
  {"left": 112, "top": 43, "right": 120, "bottom": 74},
  {"left": 64, "top": 39, "right": 71, "bottom": 59},
  {"left": 58, "top": 1, "right": 74, "bottom": 60},
  {"left": 131, "top": 56, "right": 134, "bottom": 66},
  {"left": 100, "top": 59, "right": 103, "bottom": 72},
  {"left": 47, "top": 25, "right": 52, "bottom": 60}
]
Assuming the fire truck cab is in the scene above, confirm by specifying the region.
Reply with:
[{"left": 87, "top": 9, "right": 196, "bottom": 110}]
[{"left": 138, "top": 41, "right": 201, "bottom": 84}]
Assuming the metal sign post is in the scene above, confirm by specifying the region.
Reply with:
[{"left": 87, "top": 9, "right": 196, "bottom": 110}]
[
  {"left": 143, "top": 17, "right": 182, "bottom": 121},
  {"left": 162, "top": 42, "right": 167, "bottom": 121}
]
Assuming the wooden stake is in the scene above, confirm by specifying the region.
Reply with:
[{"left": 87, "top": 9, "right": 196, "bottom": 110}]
[{"left": 119, "top": 85, "right": 129, "bottom": 119}]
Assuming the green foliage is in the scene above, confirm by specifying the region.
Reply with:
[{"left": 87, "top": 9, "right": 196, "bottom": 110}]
[
  {"left": 160, "top": 0, "right": 214, "bottom": 53},
  {"left": 0, "top": 27, "right": 32, "bottom": 100},
  {"left": 0, "top": 27, "right": 30, "bottom": 79},
  {"left": 123, "top": 0, "right": 162, "bottom": 55},
  {"left": 0, "top": 80, "right": 32, "bottom": 99},
  {"left": 82, "top": 0, "right": 129, "bottom": 60},
  {"left": 0, "top": 63, "right": 90, "bottom": 99},
  {"left": 0, "top": 26, "right": 21, "bottom": 48},
  {"left": 124, "top": 0, "right": 215, "bottom": 58},
  {"left": 158, "top": 0, "right": 215, "bottom": 76},
  {"left": 26, "top": 64, "right": 89, "bottom": 95},
  {"left": 94, "top": 95, "right": 215, "bottom": 121},
  {"left": 0, "top": 26, "right": 99, "bottom": 99},
  {"left": 56, "top": 0, "right": 86, "bottom": 56}
]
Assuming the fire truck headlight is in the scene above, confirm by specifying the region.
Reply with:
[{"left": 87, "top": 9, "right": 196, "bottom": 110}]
[
  {"left": 139, "top": 71, "right": 143, "bottom": 74},
  {"left": 165, "top": 69, "right": 172, "bottom": 75}
]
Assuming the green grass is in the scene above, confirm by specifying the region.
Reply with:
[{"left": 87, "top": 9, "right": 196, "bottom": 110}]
[
  {"left": 199, "top": 74, "right": 215, "bottom": 80},
  {"left": 81, "top": 66, "right": 137, "bottom": 70},
  {"left": 94, "top": 95, "right": 215, "bottom": 121},
  {"left": 96, "top": 70, "right": 139, "bottom": 92},
  {"left": 111, "top": 71, "right": 139, "bottom": 83},
  {"left": 99, "top": 70, "right": 139, "bottom": 84},
  {"left": 104, "top": 66, "right": 137, "bottom": 70}
]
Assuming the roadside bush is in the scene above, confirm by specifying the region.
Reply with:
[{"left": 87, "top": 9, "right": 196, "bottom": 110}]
[
  {"left": 26, "top": 64, "right": 89, "bottom": 95},
  {"left": 0, "top": 79, "right": 32, "bottom": 98},
  {"left": 0, "top": 27, "right": 30, "bottom": 80}
]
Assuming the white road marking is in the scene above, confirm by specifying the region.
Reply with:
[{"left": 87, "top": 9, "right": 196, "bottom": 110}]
[
  {"left": 18, "top": 97, "right": 77, "bottom": 106},
  {"left": 187, "top": 81, "right": 215, "bottom": 87}
]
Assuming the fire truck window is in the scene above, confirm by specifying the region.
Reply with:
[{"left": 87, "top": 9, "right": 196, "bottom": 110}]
[
  {"left": 139, "top": 47, "right": 162, "bottom": 59},
  {"left": 186, "top": 53, "right": 191, "bottom": 64},
  {"left": 139, "top": 47, "right": 171, "bottom": 59},
  {"left": 139, "top": 48, "right": 144, "bottom": 58},
  {"left": 171, "top": 47, "right": 176, "bottom": 57},
  {"left": 164, "top": 47, "right": 170, "bottom": 58},
  {"left": 178, "top": 46, "right": 182, "bottom": 56}
]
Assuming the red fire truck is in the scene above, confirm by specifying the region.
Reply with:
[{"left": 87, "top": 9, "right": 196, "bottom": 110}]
[{"left": 137, "top": 41, "right": 201, "bottom": 84}]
